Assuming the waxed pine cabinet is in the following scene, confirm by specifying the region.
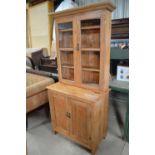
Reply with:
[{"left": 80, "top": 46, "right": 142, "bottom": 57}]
[{"left": 47, "top": 2, "right": 115, "bottom": 155}]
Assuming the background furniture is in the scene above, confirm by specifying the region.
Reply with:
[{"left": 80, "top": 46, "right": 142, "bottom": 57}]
[
  {"left": 26, "top": 49, "right": 55, "bottom": 112},
  {"left": 26, "top": 48, "right": 58, "bottom": 81},
  {"left": 47, "top": 2, "right": 115, "bottom": 155},
  {"left": 26, "top": 48, "right": 46, "bottom": 69},
  {"left": 111, "top": 18, "right": 129, "bottom": 39},
  {"left": 26, "top": 51, "right": 55, "bottom": 127},
  {"left": 109, "top": 41, "right": 129, "bottom": 142},
  {"left": 26, "top": 73, "right": 54, "bottom": 113},
  {"left": 39, "top": 57, "right": 58, "bottom": 74},
  {"left": 110, "top": 47, "right": 129, "bottom": 75},
  {"left": 109, "top": 79, "right": 129, "bottom": 142},
  {"left": 110, "top": 18, "right": 129, "bottom": 75}
]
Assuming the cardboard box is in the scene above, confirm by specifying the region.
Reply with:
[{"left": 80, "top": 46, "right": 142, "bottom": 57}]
[{"left": 117, "top": 66, "right": 129, "bottom": 81}]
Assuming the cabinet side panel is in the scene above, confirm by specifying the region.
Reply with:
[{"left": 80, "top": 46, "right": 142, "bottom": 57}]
[
  {"left": 91, "top": 99, "right": 103, "bottom": 150},
  {"left": 48, "top": 90, "right": 56, "bottom": 131},
  {"left": 102, "top": 91, "right": 109, "bottom": 138},
  {"left": 55, "top": 21, "right": 62, "bottom": 82},
  {"left": 100, "top": 11, "right": 112, "bottom": 90}
]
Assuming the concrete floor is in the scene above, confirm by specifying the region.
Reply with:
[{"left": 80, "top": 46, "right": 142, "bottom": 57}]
[{"left": 27, "top": 92, "right": 129, "bottom": 155}]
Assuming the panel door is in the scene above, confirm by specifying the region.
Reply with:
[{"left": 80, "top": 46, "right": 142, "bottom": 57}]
[
  {"left": 55, "top": 17, "right": 78, "bottom": 84},
  {"left": 77, "top": 11, "right": 103, "bottom": 90},
  {"left": 52, "top": 94, "right": 69, "bottom": 134},
  {"left": 69, "top": 99, "right": 92, "bottom": 144}
]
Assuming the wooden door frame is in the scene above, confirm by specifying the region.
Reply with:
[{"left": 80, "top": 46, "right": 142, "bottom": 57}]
[
  {"left": 55, "top": 16, "right": 78, "bottom": 86},
  {"left": 50, "top": 92, "right": 70, "bottom": 135},
  {"left": 76, "top": 10, "right": 103, "bottom": 92},
  {"left": 100, "top": 10, "right": 112, "bottom": 91},
  {"left": 69, "top": 98, "right": 92, "bottom": 145}
]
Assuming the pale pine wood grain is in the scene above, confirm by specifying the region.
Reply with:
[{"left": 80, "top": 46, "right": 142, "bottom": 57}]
[{"left": 47, "top": 2, "right": 115, "bottom": 155}]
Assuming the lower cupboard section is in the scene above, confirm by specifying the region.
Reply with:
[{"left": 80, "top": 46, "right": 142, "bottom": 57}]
[{"left": 48, "top": 87, "right": 109, "bottom": 155}]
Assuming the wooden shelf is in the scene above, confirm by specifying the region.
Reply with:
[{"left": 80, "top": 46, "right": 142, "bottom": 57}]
[
  {"left": 82, "top": 67, "right": 100, "bottom": 72},
  {"left": 59, "top": 48, "right": 73, "bottom": 51},
  {"left": 59, "top": 28, "right": 72, "bottom": 32},
  {"left": 62, "top": 65, "right": 74, "bottom": 69},
  {"left": 81, "top": 48, "right": 100, "bottom": 52},
  {"left": 81, "top": 25, "right": 100, "bottom": 30}
]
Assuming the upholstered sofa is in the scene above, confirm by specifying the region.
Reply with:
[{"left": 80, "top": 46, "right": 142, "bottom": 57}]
[
  {"left": 26, "top": 72, "right": 54, "bottom": 113},
  {"left": 26, "top": 48, "right": 55, "bottom": 113}
]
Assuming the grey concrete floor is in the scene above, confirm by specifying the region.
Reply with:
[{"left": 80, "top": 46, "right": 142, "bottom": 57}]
[{"left": 27, "top": 92, "right": 129, "bottom": 155}]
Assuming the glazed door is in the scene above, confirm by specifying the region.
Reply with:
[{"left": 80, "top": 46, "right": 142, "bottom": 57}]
[
  {"left": 77, "top": 12, "right": 103, "bottom": 90},
  {"left": 56, "top": 17, "right": 77, "bottom": 84},
  {"left": 69, "top": 99, "right": 92, "bottom": 144},
  {"left": 52, "top": 94, "right": 69, "bottom": 134}
]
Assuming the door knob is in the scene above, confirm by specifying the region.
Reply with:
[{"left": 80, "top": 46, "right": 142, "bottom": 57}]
[
  {"left": 68, "top": 113, "right": 71, "bottom": 118},
  {"left": 66, "top": 112, "right": 71, "bottom": 118}
]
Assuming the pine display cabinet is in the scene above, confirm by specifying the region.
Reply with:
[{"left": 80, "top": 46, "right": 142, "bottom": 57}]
[{"left": 47, "top": 2, "right": 115, "bottom": 155}]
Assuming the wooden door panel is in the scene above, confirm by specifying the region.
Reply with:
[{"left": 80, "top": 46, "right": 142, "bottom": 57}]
[
  {"left": 77, "top": 12, "right": 102, "bottom": 91},
  {"left": 52, "top": 95, "right": 68, "bottom": 133},
  {"left": 55, "top": 16, "right": 78, "bottom": 85},
  {"left": 70, "top": 99, "right": 91, "bottom": 144}
]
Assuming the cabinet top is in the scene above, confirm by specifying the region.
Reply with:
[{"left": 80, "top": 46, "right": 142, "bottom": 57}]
[
  {"left": 49, "top": 1, "right": 116, "bottom": 18},
  {"left": 47, "top": 82, "right": 101, "bottom": 103}
]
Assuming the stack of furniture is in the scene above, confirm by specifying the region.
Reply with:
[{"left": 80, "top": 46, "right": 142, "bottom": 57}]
[
  {"left": 110, "top": 18, "right": 129, "bottom": 142},
  {"left": 111, "top": 18, "right": 129, "bottom": 39},
  {"left": 47, "top": 2, "right": 115, "bottom": 155},
  {"left": 39, "top": 57, "right": 58, "bottom": 74},
  {"left": 110, "top": 18, "right": 129, "bottom": 75},
  {"left": 26, "top": 48, "right": 58, "bottom": 81},
  {"left": 26, "top": 48, "right": 55, "bottom": 121}
]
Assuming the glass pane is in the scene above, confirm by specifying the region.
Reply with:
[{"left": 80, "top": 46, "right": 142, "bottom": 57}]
[
  {"left": 82, "top": 71, "right": 99, "bottom": 86},
  {"left": 61, "top": 67, "right": 74, "bottom": 81},
  {"left": 82, "top": 51, "right": 100, "bottom": 69},
  {"left": 58, "top": 22, "right": 73, "bottom": 48},
  {"left": 58, "top": 22, "right": 74, "bottom": 81},
  {"left": 60, "top": 51, "right": 74, "bottom": 67},
  {"left": 81, "top": 19, "right": 100, "bottom": 48},
  {"left": 60, "top": 50, "right": 74, "bottom": 81},
  {"left": 80, "top": 19, "right": 100, "bottom": 87}
]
